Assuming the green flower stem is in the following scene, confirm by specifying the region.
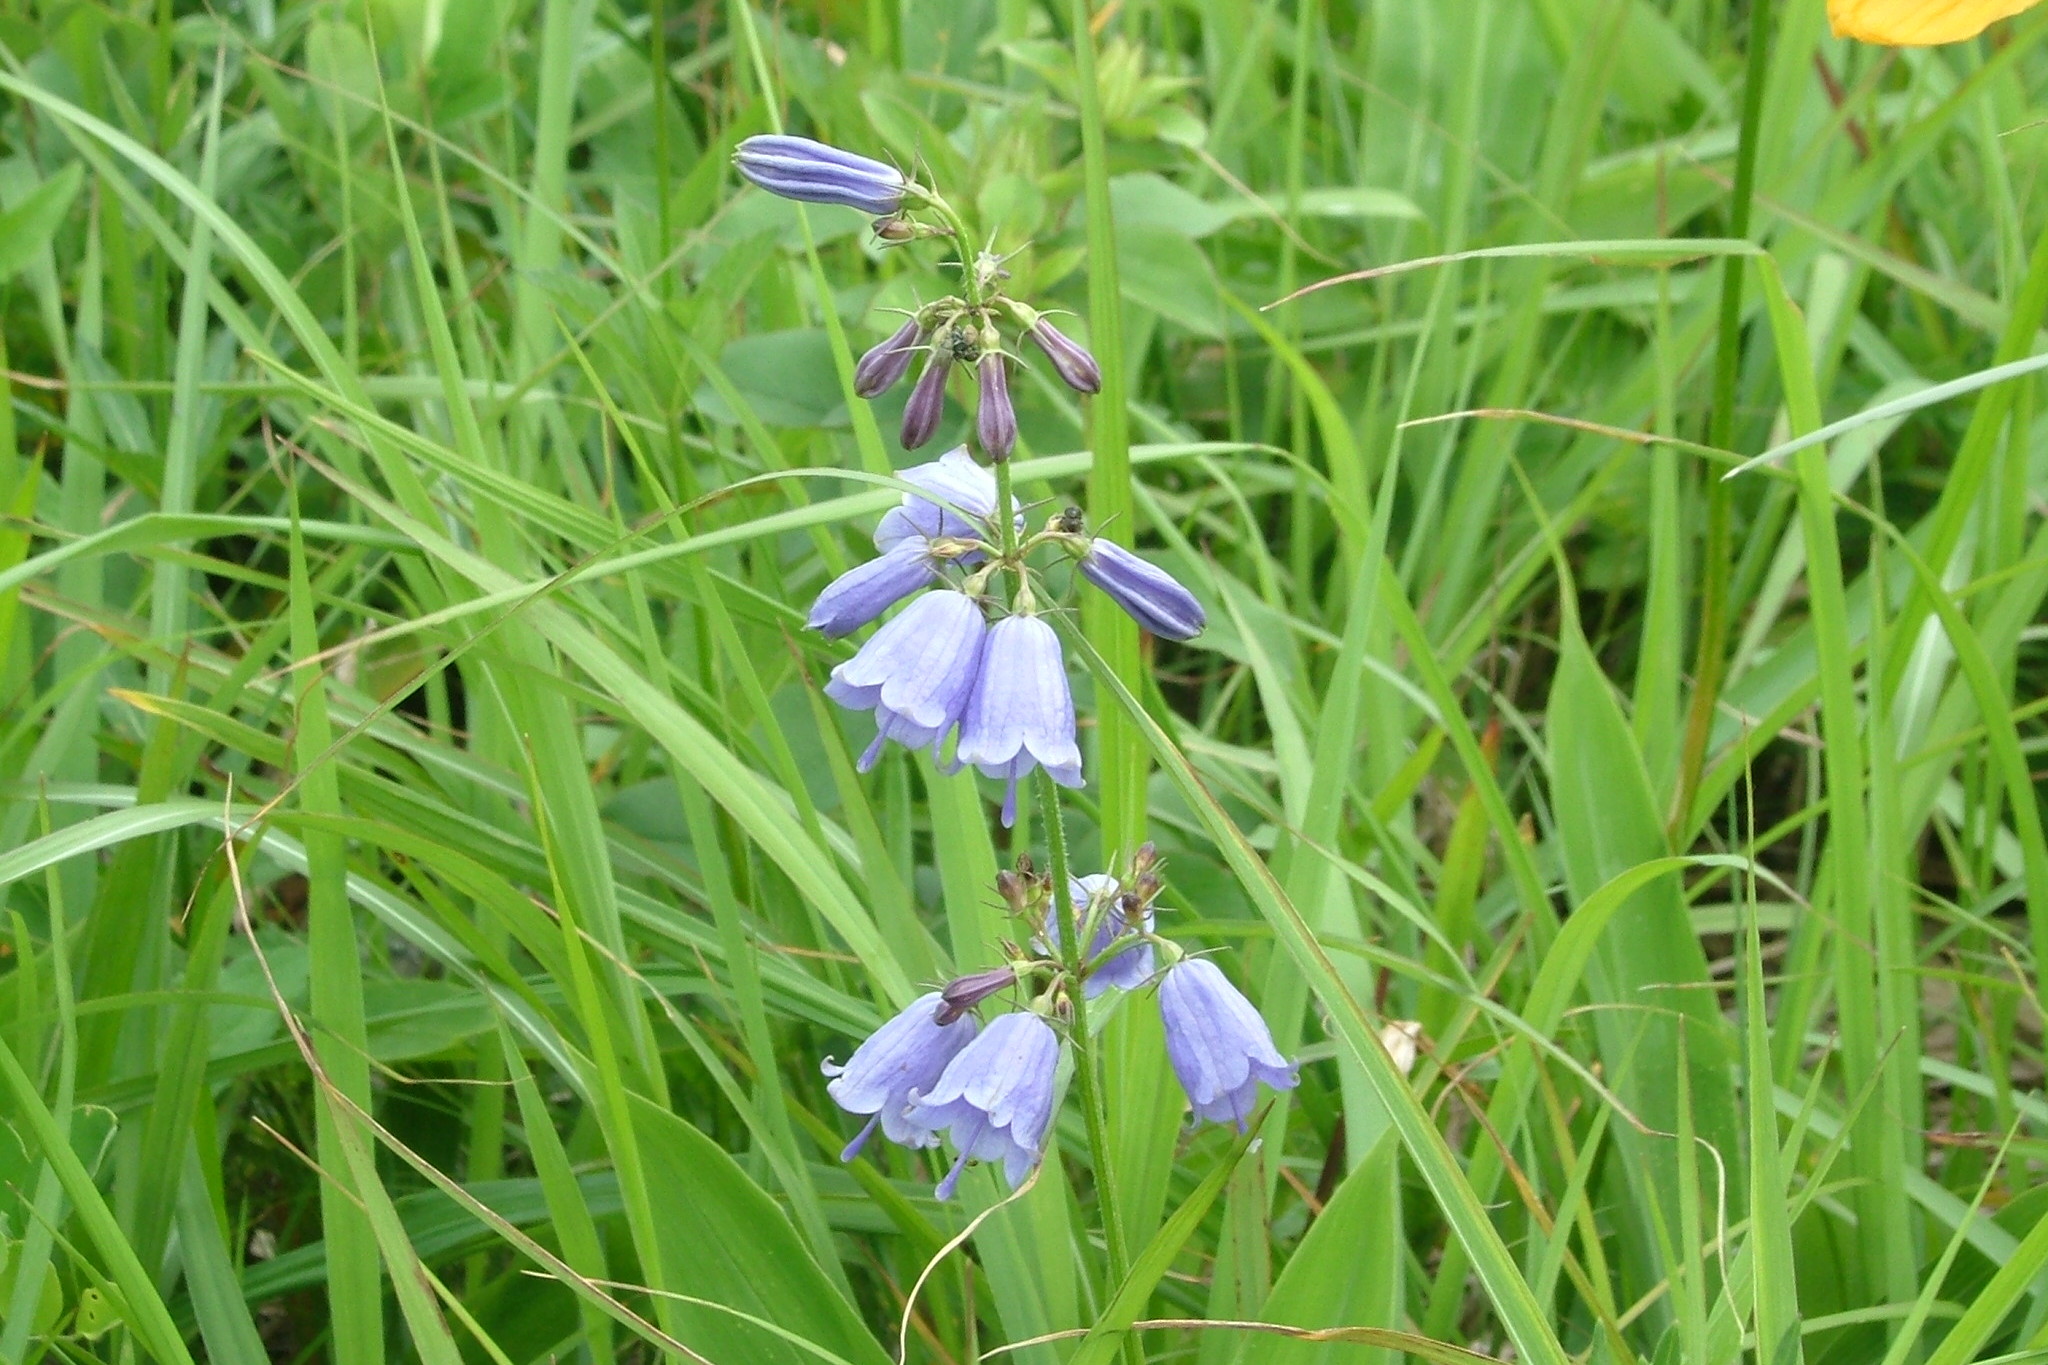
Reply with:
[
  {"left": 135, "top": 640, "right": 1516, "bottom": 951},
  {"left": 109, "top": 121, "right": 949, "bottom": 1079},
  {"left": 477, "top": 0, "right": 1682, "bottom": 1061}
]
[
  {"left": 1033, "top": 765, "right": 1134, "bottom": 1324},
  {"left": 915, "top": 191, "right": 981, "bottom": 306}
]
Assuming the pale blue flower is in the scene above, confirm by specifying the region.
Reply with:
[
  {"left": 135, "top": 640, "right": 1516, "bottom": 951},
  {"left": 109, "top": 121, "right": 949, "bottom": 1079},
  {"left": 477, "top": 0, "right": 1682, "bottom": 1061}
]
[
  {"left": 733, "top": 135, "right": 906, "bottom": 216},
  {"left": 823, "top": 992, "right": 978, "bottom": 1161},
  {"left": 825, "top": 589, "right": 985, "bottom": 769},
  {"left": 954, "top": 614, "right": 1083, "bottom": 827},
  {"left": 874, "top": 447, "right": 1017, "bottom": 552},
  {"left": 1080, "top": 539, "right": 1206, "bottom": 640},
  {"left": 1157, "top": 957, "right": 1297, "bottom": 1130},
  {"left": 1042, "top": 874, "right": 1154, "bottom": 997},
  {"left": 908, "top": 1011, "right": 1062, "bottom": 1198}
]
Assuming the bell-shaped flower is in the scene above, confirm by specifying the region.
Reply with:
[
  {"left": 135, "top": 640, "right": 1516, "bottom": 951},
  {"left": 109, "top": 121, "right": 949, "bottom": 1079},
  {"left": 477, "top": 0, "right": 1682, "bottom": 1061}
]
[
  {"left": 976, "top": 353, "right": 1016, "bottom": 462},
  {"left": 1079, "top": 539, "right": 1206, "bottom": 640},
  {"left": 875, "top": 447, "right": 1019, "bottom": 552},
  {"left": 901, "top": 353, "right": 950, "bottom": 450},
  {"left": 733, "top": 135, "right": 907, "bottom": 216},
  {"left": 825, "top": 589, "right": 985, "bottom": 769},
  {"left": 954, "top": 614, "right": 1083, "bottom": 827},
  {"left": 1042, "top": 875, "right": 1154, "bottom": 997},
  {"left": 1157, "top": 957, "right": 1297, "bottom": 1131},
  {"left": 855, "top": 316, "right": 926, "bottom": 398},
  {"left": 807, "top": 539, "right": 939, "bottom": 637},
  {"left": 908, "top": 1011, "right": 1062, "bottom": 1198},
  {"left": 822, "top": 992, "right": 978, "bottom": 1161}
]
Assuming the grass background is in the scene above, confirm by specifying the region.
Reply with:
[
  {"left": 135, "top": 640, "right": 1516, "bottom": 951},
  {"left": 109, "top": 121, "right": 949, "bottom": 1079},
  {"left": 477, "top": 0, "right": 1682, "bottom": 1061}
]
[{"left": 0, "top": 2, "right": 2045, "bottom": 1364}]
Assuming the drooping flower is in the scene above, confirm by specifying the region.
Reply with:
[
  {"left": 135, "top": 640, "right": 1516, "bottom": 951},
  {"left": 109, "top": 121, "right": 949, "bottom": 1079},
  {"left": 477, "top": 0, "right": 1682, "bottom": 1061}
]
[
  {"left": 1043, "top": 875, "right": 1154, "bottom": 997},
  {"left": 901, "top": 353, "right": 951, "bottom": 450},
  {"left": 875, "top": 447, "right": 1019, "bottom": 552},
  {"left": 954, "top": 614, "right": 1083, "bottom": 827},
  {"left": 1157, "top": 957, "right": 1297, "bottom": 1131},
  {"left": 823, "top": 992, "right": 979, "bottom": 1161},
  {"left": 733, "top": 135, "right": 907, "bottom": 216},
  {"left": 855, "top": 316, "right": 927, "bottom": 398},
  {"left": 825, "top": 589, "right": 985, "bottom": 769},
  {"left": 976, "top": 353, "right": 1016, "bottom": 462},
  {"left": 807, "top": 539, "right": 939, "bottom": 637},
  {"left": 1828, "top": 0, "right": 2039, "bottom": 44},
  {"left": 908, "top": 1011, "right": 1062, "bottom": 1198},
  {"left": 1079, "top": 539, "right": 1206, "bottom": 640},
  {"left": 1022, "top": 316, "right": 1102, "bottom": 394}
]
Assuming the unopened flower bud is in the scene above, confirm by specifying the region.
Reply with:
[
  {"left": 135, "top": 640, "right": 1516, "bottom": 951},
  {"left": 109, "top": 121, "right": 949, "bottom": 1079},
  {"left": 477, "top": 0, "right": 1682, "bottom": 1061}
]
[
  {"left": 733, "top": 135, "right": 907, "bottom": 217},
  {"left": 1024, "top": 317, "right": 1102, "bottom": 394},
  {"left": 996, "top": 868, "right": 1033, "bottom": 912},
  {"left": 901, "top": 353, "right": 951, "bottom": 450},
  {"left": 854, "top": 317, "right": 925, "bottom": 398},
  {"left": 936, "top": 966, "right": 1020, "bottom": 1024},
  {"left": 976, "top": 354, "right": 1017, "bottom": 462},
  {"left": 873, "top": 217, "right": 917, "bottom": 242}
]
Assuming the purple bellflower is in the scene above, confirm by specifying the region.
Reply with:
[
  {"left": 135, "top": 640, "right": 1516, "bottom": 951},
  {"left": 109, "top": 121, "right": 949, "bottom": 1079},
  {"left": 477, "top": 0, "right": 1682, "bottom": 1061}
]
[
  {"left": 902, "top": 353, "right": 951, "bottom": 450},
  {"left": 822, "top": 991, "right": 978, "bottom": 1161},
  {"left": 733, "top": 135, "right": 907, "bottom": 217},
  {"left": 1024, "top": 317, "right": 1102, "bottom": 394},
  {"left": 1043, "top": 875, "right": 1155, "bottom": 997},
  {"left": 1080, "top": 539, "right": 1206, "bottom": 640},
  {"left": 807, "top": 539, "right": 939, "bottom": 637},
  {"left": 954, "top": 614, "right": 1083, "bottom": 826},
  {"left": 825, "top": 589, "right": 985, "bottom": 769},
  {"left": 908, "top": 1011, "right": 1062, "bottom": 1198},
  {"left": 855, "top": 316, "right": 926, "bottom": 398},
  {"left": 875, "top": 447, "right": 1020, "bottom": 552},
  {"left": 976, "top": 353, "right": 1016, "bottom": 462},
  {"left": 1157, "top": 957, "right": 1298, "bottom": 1130}
]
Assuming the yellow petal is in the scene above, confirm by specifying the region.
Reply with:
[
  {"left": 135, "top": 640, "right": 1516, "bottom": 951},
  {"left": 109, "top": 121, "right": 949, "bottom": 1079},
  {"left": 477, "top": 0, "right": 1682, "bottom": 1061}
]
[{"left": 1829, "top": 0, "right": 2044, "bottom": 43}]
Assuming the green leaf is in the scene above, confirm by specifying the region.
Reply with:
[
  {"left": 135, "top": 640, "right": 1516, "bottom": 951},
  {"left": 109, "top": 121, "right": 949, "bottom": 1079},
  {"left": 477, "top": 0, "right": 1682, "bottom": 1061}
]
[{"left": 0, "top": 161, "right": 81, "bottom": 281}]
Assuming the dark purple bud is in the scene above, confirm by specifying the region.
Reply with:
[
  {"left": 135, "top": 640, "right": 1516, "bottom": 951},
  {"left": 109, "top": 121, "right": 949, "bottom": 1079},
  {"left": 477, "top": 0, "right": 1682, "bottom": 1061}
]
[
  {"left": 1079, "top": 538, "right": 1206, "bottom": 640},
  {"left": 855, "top": 317, "right": 925, "bottom": 398},
  {"left": 901, "top": 353, "right": 951, "bottom": 450},
  {"left": 1026, "top": 318, "right": 1101, "bottom": 395},
  {"left": 733, "top": 135, "right": 906, "bottom": 216},
  {"left": 936, "top": 966, "right": 1019, "bottom": 1024},
  {"left": 976, "top": 354, "right": 1017, "bottom": 463}
]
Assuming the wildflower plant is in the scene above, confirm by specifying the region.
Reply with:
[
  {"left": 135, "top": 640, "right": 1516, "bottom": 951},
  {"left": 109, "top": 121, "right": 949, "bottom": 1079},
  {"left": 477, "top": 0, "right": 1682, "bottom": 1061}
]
[
  {"left": 736, "top": 131, "right": 1287, "bottom": 1242},
  {"left": 819, "top": 846, "right": 1297, "bottom": 1198}
]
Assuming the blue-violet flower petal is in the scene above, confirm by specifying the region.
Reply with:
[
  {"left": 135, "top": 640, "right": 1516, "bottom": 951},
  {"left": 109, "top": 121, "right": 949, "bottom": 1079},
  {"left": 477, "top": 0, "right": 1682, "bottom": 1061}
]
[
  {"left": 807, "top": 539, "right": 939, "bottom": 638},
  {"left": 955, "top": 614, "right": 1083, "bottom": 827},
  {"left": 825, "top": 589, "right": 985, "bottom": 769},
  {"left": 733, "top": 135, "right": 906, "bottom": 216},
  {"left": 1042, "top": 874, "right": 1155, "bottom": 997},
  {"left": 908, "top": 1011, "right": 1062, "bottom": 1198},
  {"left": 1079, "top": 539, "right": 1206, "bottom": 640},
  {"left": 822, "top": 991, "right": 978, "bottom": 1160},
  {"left": 1158, "top": 958, "right": 1297, "bottom": 1131},
  {"left": 875, "top": 447, "right": 1020, "bottom": 552}
]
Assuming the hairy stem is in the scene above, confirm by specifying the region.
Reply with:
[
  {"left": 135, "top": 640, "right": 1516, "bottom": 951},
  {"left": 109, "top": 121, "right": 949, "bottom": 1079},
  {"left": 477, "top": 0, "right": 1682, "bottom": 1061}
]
[{"left": 1034, "top": 766, "right": 1134, "bottom": 1338}]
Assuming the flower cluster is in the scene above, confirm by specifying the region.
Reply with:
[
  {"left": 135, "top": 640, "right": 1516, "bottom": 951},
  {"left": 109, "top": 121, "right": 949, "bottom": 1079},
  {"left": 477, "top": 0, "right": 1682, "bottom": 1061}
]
[
  {"left": 822, "top": 849, "right": 1297, "bottom": 1197},
  {"left": 742, "top": 133, "right": 1300, "bottom": 1212},
  {"left": 732, "top": 133, "right": 1101, "bottom": 458},
  {"left": 810, "top": 448, "right": 1204, "bottom": 825}
]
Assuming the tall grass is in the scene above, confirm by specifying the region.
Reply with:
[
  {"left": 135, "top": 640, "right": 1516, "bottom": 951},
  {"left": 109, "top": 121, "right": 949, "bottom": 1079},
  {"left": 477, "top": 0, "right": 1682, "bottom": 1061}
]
[{"left": 0, "top": 3, "right": 2044, "bottom": 1365}]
